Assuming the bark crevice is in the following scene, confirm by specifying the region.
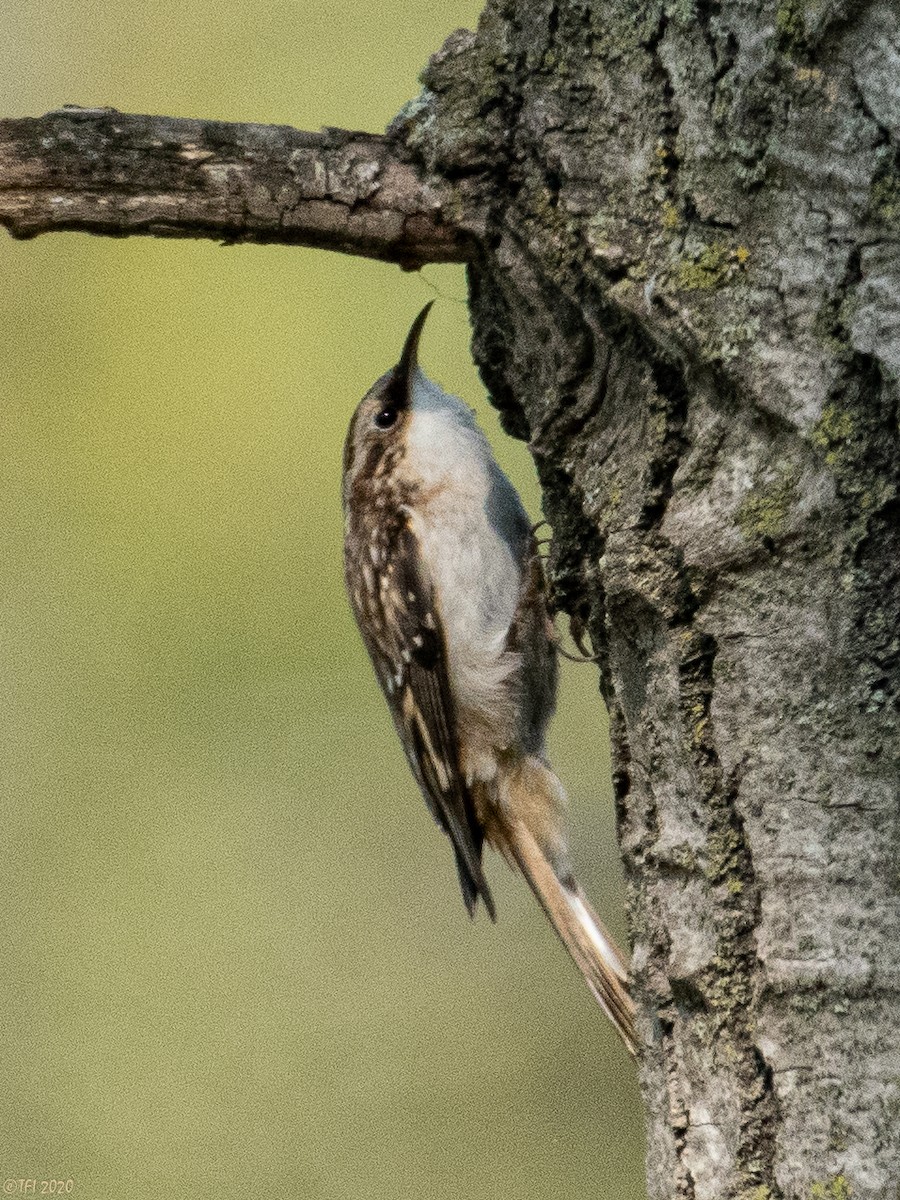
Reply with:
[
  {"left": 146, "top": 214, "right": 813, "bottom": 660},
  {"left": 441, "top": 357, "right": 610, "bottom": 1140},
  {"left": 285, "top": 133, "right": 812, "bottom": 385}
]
[
  {"left": 3, "top": 0, "right": 899, "bottom": 1195},
  {"left": 405, "top": 4, "right": 899, "bottom": 1197}
]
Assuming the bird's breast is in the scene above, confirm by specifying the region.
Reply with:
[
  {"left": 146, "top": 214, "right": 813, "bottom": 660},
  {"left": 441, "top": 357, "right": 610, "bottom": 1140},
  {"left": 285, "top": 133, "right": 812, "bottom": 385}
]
[{"left": 408, "top": 480, "right": 525, "bottom": 763}]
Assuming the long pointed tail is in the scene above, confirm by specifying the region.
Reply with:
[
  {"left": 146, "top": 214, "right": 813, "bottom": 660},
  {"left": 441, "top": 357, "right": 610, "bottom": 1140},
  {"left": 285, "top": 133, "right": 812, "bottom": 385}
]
[
  {"left": 508, "top": 822, "right": 637, "bottom": 1054},
  {"left": 487, "top": 757, "right": 637, "bottom": 1054}
]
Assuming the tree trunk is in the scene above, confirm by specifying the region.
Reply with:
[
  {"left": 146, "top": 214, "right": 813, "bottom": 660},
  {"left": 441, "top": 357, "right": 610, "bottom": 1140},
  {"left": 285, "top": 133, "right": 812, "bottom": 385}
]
[
  {"left": 392, "top": 4, "right": 900, "bottom": 1199},
  {"left": 2, "top": 2, "right": 898, "bottom": 1198}
]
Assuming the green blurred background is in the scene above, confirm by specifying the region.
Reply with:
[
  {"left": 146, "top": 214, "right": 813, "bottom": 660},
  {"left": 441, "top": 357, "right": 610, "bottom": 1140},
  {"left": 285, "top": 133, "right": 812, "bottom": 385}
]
[{"left": 1, "top": 3, "right": 645, "bottom": 1197}]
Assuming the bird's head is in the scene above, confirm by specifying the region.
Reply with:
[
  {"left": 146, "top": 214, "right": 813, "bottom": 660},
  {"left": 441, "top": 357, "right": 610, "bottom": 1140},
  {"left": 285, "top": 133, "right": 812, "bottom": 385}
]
[{"left": 341, "top": 302, "right": 433, "bottom": 504}]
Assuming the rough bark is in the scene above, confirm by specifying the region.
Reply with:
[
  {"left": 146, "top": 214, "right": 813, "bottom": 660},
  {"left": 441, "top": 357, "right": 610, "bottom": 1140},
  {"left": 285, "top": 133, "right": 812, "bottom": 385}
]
[
  {"left": 0, "top": 107, "right": 471, "bottom": 267},
  {"left": 393, "top": 4, "right": 900, "bottom": 1199},
  {"left": 2, "top": 3, "right": 899, "bottom": 1199}
]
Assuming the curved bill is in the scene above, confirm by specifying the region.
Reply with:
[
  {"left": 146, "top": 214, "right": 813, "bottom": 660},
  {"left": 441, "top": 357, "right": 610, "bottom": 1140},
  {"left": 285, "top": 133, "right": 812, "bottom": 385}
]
[{"left": 395, "top": 301, "right": 434, "bottom": 390}]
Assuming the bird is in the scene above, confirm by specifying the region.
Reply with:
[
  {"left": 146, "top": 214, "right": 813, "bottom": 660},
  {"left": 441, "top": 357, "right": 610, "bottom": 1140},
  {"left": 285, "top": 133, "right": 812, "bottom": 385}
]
[{"left": 341, "top": 303, "right": 637, "bottom": 1054}]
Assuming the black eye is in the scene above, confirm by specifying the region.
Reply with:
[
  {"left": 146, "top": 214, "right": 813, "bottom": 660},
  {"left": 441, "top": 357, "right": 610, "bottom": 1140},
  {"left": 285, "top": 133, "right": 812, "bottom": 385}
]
[{"left": 373, "top": 407, "right": 398, "bottom": 430}]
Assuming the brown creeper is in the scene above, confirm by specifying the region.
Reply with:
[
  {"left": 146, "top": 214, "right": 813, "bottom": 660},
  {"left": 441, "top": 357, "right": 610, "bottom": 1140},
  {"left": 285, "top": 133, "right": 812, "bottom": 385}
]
[{"left": 342, "top": 304, "right": 636, "bottom": 1054}]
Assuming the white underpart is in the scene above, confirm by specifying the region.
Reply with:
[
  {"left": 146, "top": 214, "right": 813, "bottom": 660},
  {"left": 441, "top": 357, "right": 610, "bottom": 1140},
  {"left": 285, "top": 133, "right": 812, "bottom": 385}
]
[{"left": 402, "top": 369, "right": 531, "bottom": 778}]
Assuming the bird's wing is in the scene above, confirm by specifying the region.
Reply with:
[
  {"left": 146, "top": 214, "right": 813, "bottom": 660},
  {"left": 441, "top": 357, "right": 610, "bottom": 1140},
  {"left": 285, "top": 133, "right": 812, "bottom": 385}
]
[{"left": 345, "top": 516, "right": 495, "bottom": 919}]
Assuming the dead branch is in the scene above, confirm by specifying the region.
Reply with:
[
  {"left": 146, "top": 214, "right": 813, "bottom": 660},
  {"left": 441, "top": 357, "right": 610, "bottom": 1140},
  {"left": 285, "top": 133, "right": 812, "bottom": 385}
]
[{"left": 0, "top": 107, "right": 473, "bottom": 269}]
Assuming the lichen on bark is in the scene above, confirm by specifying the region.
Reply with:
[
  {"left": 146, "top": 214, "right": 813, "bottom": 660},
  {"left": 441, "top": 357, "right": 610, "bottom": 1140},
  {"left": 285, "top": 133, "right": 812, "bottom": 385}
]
[
  {"left": 2, "top": 0, "right": 896, "bottom": 1194},
  {"left": 396, "top": 2, "right": 900, "bottom": 1197}
]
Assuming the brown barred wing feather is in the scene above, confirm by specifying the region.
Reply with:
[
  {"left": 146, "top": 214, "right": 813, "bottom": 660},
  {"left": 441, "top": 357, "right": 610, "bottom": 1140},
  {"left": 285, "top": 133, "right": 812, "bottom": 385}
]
[{"left": 345, "top": 515, "right": 495, "bottom": 920}]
